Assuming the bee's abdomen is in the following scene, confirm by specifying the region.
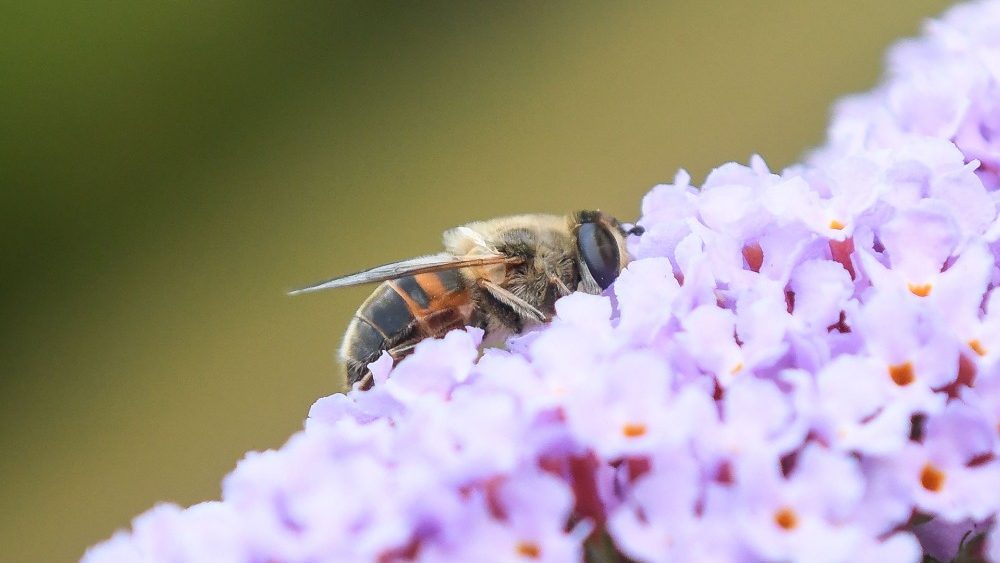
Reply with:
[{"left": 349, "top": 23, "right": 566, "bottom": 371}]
[
  {"left": 340, "top": 270, "right": 473, "bottom": 387},
  {"left": 340, "top": 283, "right": 414, "bottom": 385}
]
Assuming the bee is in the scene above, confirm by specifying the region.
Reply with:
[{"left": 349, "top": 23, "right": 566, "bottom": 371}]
[{"left": 290, "top": 210, "right": 643, "bottom": 388}]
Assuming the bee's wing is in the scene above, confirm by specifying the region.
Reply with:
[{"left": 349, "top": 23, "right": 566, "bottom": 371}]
[{"left": 288, "top": 253, "right": 518, "bottom": 295}]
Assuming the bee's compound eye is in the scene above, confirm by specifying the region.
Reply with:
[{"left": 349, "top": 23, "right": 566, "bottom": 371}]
[{"left": 577, "top": 222, "right": 621, "bottom": 290}]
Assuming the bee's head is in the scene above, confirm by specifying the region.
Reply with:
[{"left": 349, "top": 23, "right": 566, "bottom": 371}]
[{"left": 572, "top": 210, "right": 642, "bottom": 291}]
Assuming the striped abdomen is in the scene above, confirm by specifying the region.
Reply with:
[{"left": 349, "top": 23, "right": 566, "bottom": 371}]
[{"left": 340, "top": 269, "right": 476, "bottom": 387}]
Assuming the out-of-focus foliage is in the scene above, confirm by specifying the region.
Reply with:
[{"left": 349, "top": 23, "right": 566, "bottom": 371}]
[{"left": 0, "top": 2, "right": 951, "bottom": 561}]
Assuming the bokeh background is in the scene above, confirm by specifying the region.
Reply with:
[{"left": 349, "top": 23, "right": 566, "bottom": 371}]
[{"left": 1, "top": 1, "right": 954, "bottom": 561}]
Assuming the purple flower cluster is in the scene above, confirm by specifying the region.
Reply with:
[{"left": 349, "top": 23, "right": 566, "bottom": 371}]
[{"left": 85, "top": 2, "right": 1000, "bottom": 562}]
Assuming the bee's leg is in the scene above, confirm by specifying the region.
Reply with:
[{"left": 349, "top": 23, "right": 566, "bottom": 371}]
[
  {"left": 549, "top": 276, "right": 572, "bottom": 297},
  {"left": 477, "top": 279, "right": 547, "bottom": 322},
  {"left": 355, "top": 340, "right": 421, "bottom": 389},
  {"left": 387, "top": 342, "right": 418, "bottom": 359},
  {"left": 356, "top": 370, "right": 374, "bottom": 389}
]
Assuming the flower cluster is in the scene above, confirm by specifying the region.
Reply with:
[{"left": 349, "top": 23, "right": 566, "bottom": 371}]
[{"left": 84, "top": 2, "right": 1000, "bottom": 562}]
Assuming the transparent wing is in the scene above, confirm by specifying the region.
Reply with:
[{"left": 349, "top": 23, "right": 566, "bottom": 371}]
[{"left": 288, "top": 253, "right": 518, "bottom": 295}]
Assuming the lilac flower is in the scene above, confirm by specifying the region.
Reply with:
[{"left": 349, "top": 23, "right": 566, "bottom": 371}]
[
  {"left": 611, "top": 257, "right": 680, "bottom": 346},
  {"left": 697, "top": 377, "right": 804, "bottom": 465},
  {"left": 83, "top": 503, "right": 250, "bottom": 563},
  {"left": 850, "top": 289, "right": 953, "bottom": 412},
  {"left": 420, "top": 470, "right": 583, "bottom": 562},
  {"left": 805, "top": 355, "right": 914, "bottom": 455},
  {"left": 963, "top": 370, "right": 1000, "bottom": 453},
  {"left": 608, "top": 448, "right": 732, "bottom": 561},
  {"left": 725, "top": 445, "right": 873, "bottom": 562},
  {"left": 84, "top": 2, "right": 1000, "bottom": 562},
  {"left": 891, "top": 402, "right": 1000, "bottom": 522}
]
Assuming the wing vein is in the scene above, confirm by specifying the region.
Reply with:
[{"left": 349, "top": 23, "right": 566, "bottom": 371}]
[{"left": 289, "top": 253, "right": 519, "bottom": 295}]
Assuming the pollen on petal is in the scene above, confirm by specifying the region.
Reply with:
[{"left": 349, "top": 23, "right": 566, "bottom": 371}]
[
  {"left": 829, "top": 219, "right": 846, "bottom": 230},
  {"left": 622, "top": 423, "right": 648, "bottom": 438},
  {"left": 969, "top": 339, "right": 987, "bottom": 356},
  {"left": 889, "top": 362, "right": 915, "bottom": 386},
  {"left": 920, "top": 463, "right": 946, "bottom": 492},
  {"left": 773, "top": 506, "right": 798, "bottom": 530},
  {"left": 730, "top": 362, "right": 744, "bottom": 375},
  {"left": 907, "top": 283, "right": 932, "bottom": 297},
  {"left": 516, "top": 541, "right": 541, "bottom": 559}
]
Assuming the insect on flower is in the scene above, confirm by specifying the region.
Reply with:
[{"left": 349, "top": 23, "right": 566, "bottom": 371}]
[{"left": 290, "top": 211, "right": 643, "bottom": 388}]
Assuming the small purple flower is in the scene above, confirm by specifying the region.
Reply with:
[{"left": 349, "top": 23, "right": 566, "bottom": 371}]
[
  {"left": 421, "top": 470, "right": 583, "bottom": 562},
  {"left": 608, "top": 449, "right": 733, "bottom": 562},
  {"left": 891, "top": 402, "right": 1000, "bottom": 522},
  {"left": 612, "top": 257, "right": 680, "bottom": 346},
  {"left": 700, "top": 377, "right": 804, "bottom": 463},
  {"left": 787, "top": 259, "right": 855, "bottom": 333},
  {"left": 850, "top": 289, "right": 956, "bottom": 410},
  {"left": 81, "top": 502, "right": 252, "bottom": 563},
  {"left": 725, "top": 445, "right": 871, "bottom": 562},
  {"left": 807, "top": 355, "right": 913, "bottom": 455}
]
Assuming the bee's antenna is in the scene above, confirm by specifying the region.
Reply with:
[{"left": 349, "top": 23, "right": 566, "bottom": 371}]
[{"left": 626, "top": 225, "right": 645, "bottom": 236}]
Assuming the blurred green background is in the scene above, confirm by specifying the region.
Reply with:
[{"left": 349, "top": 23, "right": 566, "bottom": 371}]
[{"left": 1, "top": 1, "right": 952, "bottom": 561}]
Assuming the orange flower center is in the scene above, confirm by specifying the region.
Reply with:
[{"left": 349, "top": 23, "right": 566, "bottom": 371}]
[
  {"left": 829, "top": 219, "right": 846, "bottom": 230},
  {"left": 969, "top": 339, "right": 987, "bottom": 357},
  {"left": 516, "top": 541, "right": 541, "bottom": 559},
  {"left": 907, "top": 283, "right": 932, "bottom": 297},
  {"left": 889, "top": 362, "right": 915, "bottom": 386},
  {"left": 920, "top": 463, "right": 946, "bottom": 492},
  {"left": 622, "top": 423, "right": 648, "bottom": 438},
  {"left": 774, "top": 506, "right": 798, "bottom": 530}
]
